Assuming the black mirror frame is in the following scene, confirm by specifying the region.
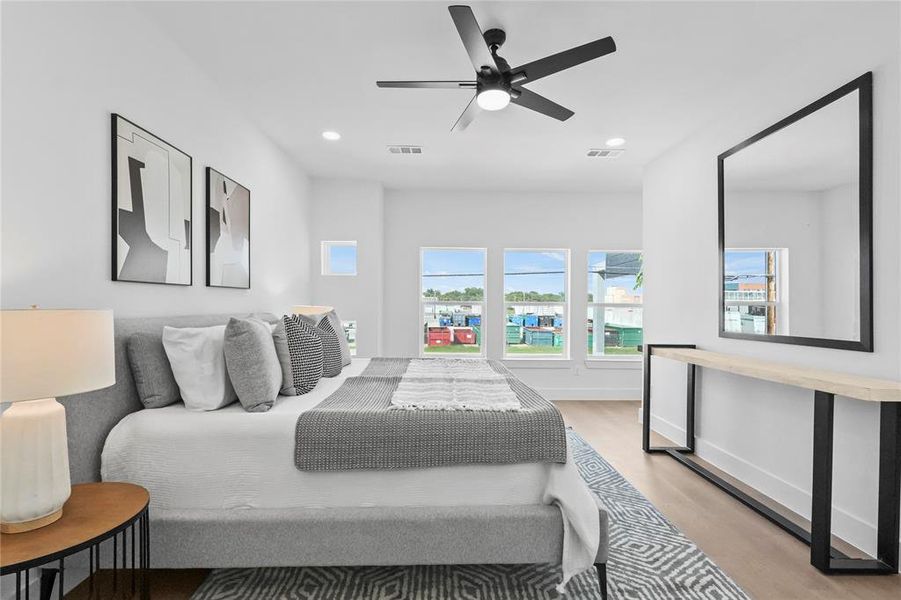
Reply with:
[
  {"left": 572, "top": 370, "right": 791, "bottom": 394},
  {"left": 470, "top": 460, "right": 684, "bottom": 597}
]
[{"left": 717, "top": 72, "right": 873, "bottom": 352}]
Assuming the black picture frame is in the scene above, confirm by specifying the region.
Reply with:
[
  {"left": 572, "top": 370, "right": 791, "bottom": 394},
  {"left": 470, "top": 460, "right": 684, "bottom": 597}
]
[
  {"left": 111, "top": 113, "right": 193, "bottom": 286},
  {"left": 205, "top": 167, "right": 251, "bottom": 289},
  {"left": 717, "top": 72, "right": 873, "bottom": 352}
]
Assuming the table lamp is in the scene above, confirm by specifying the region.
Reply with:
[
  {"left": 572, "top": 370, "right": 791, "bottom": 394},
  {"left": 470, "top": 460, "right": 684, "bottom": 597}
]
[
  {"left": 0, "top": 308, "right": 114, "bottom": 533},
  {"left": 291, "top": 305, "right": 334, "bottom": 316}
]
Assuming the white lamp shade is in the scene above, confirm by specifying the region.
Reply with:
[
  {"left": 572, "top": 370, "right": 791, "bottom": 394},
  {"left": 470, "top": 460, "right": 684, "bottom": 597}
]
[
  {"left": 291, "top": 305, "right": 334, "bottom": 316},
  {"left": 1, "top": 309, "right": 115, "bottom": 403}
]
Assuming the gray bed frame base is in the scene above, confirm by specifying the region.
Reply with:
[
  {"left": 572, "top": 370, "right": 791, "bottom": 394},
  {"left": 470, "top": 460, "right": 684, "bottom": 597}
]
[{"left": 59, "top": 314, "right": 609, "bottom": 597}]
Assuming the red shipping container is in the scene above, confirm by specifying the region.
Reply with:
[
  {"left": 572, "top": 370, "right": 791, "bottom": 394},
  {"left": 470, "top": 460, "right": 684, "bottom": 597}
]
[
  {"left": 453, "top": 327, "right": 475, "bottom": 344},
  {"left": 428, "top": 327, "right": 452, "bottom": 346}
]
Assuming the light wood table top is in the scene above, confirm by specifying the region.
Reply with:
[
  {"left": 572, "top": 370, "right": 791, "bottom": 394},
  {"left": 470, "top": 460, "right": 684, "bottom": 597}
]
[
  {"left": 0, "top": 482, "right": 148, "bottom": 571},
  {"left": 650, "top": 346, "right": 901, "bottom": 402}
]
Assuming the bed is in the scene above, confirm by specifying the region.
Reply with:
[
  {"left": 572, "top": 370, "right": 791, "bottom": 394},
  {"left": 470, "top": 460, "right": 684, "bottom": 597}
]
[{"left": 61, "top": 314, "right": 609, "bottom": 595}]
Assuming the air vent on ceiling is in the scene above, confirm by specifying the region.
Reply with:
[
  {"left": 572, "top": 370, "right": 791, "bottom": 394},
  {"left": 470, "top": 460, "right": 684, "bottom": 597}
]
[
  {"left": 387, "top": 145, "right": 423, "bottom": 155},
  {"left": 587, "top": 148, "right": 625, "bottom": 159}
]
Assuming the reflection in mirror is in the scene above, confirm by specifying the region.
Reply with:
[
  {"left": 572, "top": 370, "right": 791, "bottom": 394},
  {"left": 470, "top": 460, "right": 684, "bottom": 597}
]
[{"left": 719, "top": 73, "right": 871, "bottom": 350}]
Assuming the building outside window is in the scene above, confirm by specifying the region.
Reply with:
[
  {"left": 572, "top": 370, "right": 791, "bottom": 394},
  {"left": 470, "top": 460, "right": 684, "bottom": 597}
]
[
  {"left": 341, "top": 320, "right": 357, "bottom": 356},
  {"left": 587, "top": 251, "right": 643, "bottom": 358},
  {"left": 321, "top": 241, "right": 357, "bottom": 275},
  {"left": 504, "top": 249, "right": 569, "bottom": 358},
  {"left": 420, "top": 248, "right": 486, "bottom": 356},
  {"left": 723, "top": 249, "right": 783, "bottom": 335}
]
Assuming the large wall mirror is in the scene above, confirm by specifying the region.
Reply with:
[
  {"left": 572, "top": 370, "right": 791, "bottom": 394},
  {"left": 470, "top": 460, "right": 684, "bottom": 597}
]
[{"left": 718, "top": 72, "right": 873, "bottom": 351}]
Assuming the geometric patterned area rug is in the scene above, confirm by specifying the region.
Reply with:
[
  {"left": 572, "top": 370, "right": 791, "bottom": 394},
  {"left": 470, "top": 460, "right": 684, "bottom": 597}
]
[{"left": 192, "top": 430, "right": 749, "bottom": 600}]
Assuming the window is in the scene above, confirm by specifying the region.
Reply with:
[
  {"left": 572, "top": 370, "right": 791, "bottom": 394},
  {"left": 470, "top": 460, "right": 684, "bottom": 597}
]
[
  {"left": 420, "top": 248, "right": 486, "bottom": 356},
  {"left": 588, "top": 251, "right": 643, "bottom": 358},
  {"left": 724, "top": 249, "right": 784, "bottom": 335},
  {"left": 341, "top": 320, "right": 357, "bottom": 356},
  {"left": 504, "top": 249, "right": 568, "bottom": 358},
  {"left": 321, "top": 241, "right": 357, "bottom": 276}
]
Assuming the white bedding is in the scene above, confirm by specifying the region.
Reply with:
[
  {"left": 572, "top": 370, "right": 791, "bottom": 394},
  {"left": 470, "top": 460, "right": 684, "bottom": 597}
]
[{"left": 101, "top": 358, "right": 599, "bottom": 590}]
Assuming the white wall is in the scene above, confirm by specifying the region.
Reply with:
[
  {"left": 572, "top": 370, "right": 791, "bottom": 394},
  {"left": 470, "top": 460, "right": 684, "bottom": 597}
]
[
  {"left": 382, "top": 189, "right": 643, "bottom": 399},
  {"left": 1, "top": 1, "right": 313, "bottom": 319},
  {"left": 642, "top": 5, "right": 900, "bottom": 558},
  {"left": 309, "top": 179, "right": 384, "bottom": 356}
]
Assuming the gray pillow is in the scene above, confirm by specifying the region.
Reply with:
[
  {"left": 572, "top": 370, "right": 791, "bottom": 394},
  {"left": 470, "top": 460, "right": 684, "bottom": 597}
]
[
  {"left": 223, "top": 317, "right": 282, "bottom": 412},
  {"left": 272, "top": 320, "right": 299, "bottom": 396},
  {"left": 299, "top": 310, "right": 351, "bottom": 367},
  {"left": 127, "top": 332, "right": 180, "bottom": 408}
]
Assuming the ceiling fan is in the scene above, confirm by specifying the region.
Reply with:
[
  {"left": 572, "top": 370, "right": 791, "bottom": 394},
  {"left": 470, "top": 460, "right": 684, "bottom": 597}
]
[{"left": 376, "top": 5, "right": 616, "bottom": 132}]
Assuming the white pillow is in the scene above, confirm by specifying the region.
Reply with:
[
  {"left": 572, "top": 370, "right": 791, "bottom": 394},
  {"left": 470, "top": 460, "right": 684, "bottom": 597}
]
[{"left": 162, "top": 325, "right": 237, "bottom": 411}]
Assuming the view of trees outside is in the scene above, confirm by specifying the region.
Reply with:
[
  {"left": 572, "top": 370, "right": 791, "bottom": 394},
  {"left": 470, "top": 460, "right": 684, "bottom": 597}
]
[
  {"left": 421, "top": 248, "right": 486, "bottom": 354},
  {"left": 504, "top": 250, "right": 567, "bottom": 356}
]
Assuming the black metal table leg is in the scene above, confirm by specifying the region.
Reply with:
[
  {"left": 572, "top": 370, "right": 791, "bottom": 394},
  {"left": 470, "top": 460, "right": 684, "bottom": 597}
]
[
  {"left": 642, "top": 344, "right": 697, "bottom": 453},
  {"left": 56, "top": 560, "right": 63, "bottom": 600},
  {"left": 39, "top": 568, "right": 56, "bottom": 600},
  {"left": 810, "top": 391, "right": 835, "bottom": 571},
  {"left": 876, "top": 401, "right": 901, "bottom": 571}
]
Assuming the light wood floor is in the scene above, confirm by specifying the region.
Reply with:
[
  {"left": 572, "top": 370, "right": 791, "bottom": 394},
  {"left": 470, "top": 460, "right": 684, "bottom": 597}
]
[
  {"left": 557, "top": 400, "right": 901, "bottom": 600},
  {"left": 68, "top": 400, "right": 900, "bottom": 599}
]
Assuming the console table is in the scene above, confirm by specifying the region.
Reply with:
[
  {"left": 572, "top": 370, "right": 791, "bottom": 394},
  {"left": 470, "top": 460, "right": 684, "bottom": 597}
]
[{"left": 642, "top": 344, "right": 901, "bottom": 574}]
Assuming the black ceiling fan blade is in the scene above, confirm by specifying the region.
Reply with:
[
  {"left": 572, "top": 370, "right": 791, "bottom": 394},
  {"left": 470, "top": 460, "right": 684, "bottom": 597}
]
[
  {"left": 451, "top": 95, "right": 480, "bottom": 132},
  {"left": 377, "top": 80, "right": 477, "bottom": 89},
  {"left": 512, "top": 36, "right": 616, "bottom": 84},
  {"left": 448, "top": 5, "right": 498, "bottom": 74},
  {"left": 510, "top": 88, "right": 574, "bottom": 121}
]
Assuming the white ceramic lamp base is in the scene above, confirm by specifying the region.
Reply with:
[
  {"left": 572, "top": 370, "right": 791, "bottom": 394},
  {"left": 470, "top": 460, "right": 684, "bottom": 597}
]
[{"left": 0, "top": 398, "right": 71, "bottom": 533}]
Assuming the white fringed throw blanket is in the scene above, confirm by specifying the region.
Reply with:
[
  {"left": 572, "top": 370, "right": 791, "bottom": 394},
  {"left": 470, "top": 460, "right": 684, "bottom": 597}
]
[{"left": 390, "top": 358, "right": 521, "bottom": 411}]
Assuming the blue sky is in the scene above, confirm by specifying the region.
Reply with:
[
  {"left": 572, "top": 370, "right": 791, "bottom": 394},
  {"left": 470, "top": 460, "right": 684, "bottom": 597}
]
[
  {"left": 724, "top": 250, "right": 768, "bottom": 284},
  {"left": 421, "top": 249, "right": 485, "bottom": 294},
  {"left": 504, "top": 251, "right": 566, "bottom": 295},
  {"left": 328, "top": 244, "right": 357, "bottom": 274}
]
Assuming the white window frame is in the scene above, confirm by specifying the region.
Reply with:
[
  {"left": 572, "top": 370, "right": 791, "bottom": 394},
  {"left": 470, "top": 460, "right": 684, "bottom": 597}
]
[
  {"left": 503, "top": 248, "right": 570, "bottom": 360},
  {"left": 587, "top": 249, "right": 643, "bottom": 361},
  {"left": 321, "top": 241, "right": 357, "bottom": 276},
  {"left": 723, "top": 247, "right": 789, "bottom": 335},
  {"left": 419, "top": 247, "right": 487, "bottom": 358}
]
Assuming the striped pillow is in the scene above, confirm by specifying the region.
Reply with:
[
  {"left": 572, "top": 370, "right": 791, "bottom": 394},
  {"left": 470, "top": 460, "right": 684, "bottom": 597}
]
[
  {"left": 313, "top": 316, "right": 344, "bottom": 378},
  {"left": 282, "top": 315, "right": 324, "bottom": 394}
]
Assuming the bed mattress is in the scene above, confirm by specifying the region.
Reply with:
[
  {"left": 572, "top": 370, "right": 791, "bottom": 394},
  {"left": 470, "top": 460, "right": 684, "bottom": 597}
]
[{"left": 101, "top": 358, "right": 600, "bottom": 588}]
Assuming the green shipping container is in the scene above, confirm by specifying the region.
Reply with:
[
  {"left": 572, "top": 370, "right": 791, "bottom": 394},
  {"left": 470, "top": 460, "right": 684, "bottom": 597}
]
[
  {"left": 506, "top": 323, "right": 523, "bottom": 344},
  {"left": 472, "top": 325, "right": 481, "bottom": 345},
  {"left": 553, "top": 333, "right": 564, "bottom": 347},
  {"left": 587, "top": 332, "right": 594, "bottom": 351},
  {"left": 606, "top": 324, "right": 643, "bottom": 348}
]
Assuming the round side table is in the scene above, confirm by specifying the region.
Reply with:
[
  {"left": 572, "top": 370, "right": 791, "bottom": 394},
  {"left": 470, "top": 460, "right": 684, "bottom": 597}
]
[{"left": 0, "top": 482, "right": 150, "bottom": 600}]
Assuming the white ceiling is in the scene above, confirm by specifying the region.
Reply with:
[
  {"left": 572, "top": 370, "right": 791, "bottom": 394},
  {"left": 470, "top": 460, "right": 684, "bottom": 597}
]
[{"left": 138, "top": 1, "right": 883, "bottom": 192}]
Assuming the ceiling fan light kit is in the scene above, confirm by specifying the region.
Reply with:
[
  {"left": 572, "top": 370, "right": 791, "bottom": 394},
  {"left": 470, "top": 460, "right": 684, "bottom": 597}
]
[
  {"left": 376, "top": 4, "right": 616, "bottom": 131},
  {"left": 476, "top": 88, "right": 510, "bottom": 111}
]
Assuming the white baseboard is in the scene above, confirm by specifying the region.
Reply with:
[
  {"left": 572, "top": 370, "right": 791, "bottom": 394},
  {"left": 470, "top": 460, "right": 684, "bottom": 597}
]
[
  {"left": 648, "top": 414, "right": 897, "bottom": 559},
  {"left": 539, "top": 387, "right": 641, "bottom": 401}
]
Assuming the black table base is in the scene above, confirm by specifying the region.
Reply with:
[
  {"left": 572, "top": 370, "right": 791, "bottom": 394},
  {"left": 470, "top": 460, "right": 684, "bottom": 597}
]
[{"left": 3, "top": 507, "right": 150, "bottom": 600}]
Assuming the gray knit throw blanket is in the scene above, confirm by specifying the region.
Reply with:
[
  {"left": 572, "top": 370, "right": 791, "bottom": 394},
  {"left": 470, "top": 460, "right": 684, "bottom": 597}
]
[{"left": 295, "top": 358, "right": 567, "bottom": 471}]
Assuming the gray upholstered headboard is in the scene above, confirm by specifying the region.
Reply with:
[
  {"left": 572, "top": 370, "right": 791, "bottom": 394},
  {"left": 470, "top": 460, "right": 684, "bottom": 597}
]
[{"left": 60, "top": 312, "right": 278, "bottom": 483}]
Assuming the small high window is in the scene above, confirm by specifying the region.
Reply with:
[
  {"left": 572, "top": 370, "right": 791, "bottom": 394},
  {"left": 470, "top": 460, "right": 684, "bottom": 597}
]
[{"left": 321, "top": 241, "right": 357, "bottom": 276}]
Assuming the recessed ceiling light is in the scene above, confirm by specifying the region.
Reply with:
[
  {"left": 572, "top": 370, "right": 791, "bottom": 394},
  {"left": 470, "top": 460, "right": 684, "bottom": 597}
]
[
  {"left": 605, "top": 137, "right": 626, "bottom": 148},
  {"left": 322, "top": 131, "right": 341, "bottom": 141}
]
